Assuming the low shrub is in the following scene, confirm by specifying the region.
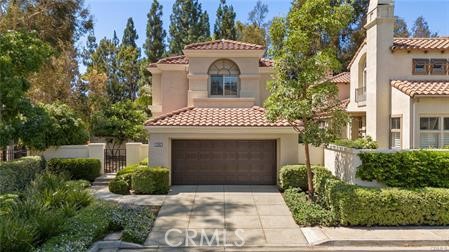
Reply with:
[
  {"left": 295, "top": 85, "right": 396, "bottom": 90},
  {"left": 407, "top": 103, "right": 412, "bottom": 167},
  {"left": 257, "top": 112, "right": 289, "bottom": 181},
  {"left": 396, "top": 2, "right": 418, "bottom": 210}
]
[
  {"left": 109, "top": 205, "right": 155, "bottom": 244},
  {"left": 279, "top": 165, "right": 331, "bottom": 191},
  {"left": 39, "top": 202, "right": 114, "bottom": 252},
  {"left": 116, "top": 164, "right": 139, "bottom": 177},
  {"left": 132, "top": 167, "right": 169, "bottom": 194},
  {"left": 283, "top": 188, "right": 335, "bottom": 226},
  {"left": 313, "top": 168, "right": 449, "bottom": 226},
  {"left": 333, "top": 136, "right": 378, "bottom": 149},
  {"left": 139, "top": 158, "right": 149, "bottom": 166},
  {"left": 357, "top": 150, "right": 449, "bottom": 188},
  {"left": 47, "top": 158, "right": 101, "bottom": 181},
  {"left": 109, "top": 178, "right": 130, "bottom": 195},
  {"left": 0, "top": 217, "right": 36, "bottom": 252},
  {"left": 0, "top": 156, "right": 46, "bottom": 194}
]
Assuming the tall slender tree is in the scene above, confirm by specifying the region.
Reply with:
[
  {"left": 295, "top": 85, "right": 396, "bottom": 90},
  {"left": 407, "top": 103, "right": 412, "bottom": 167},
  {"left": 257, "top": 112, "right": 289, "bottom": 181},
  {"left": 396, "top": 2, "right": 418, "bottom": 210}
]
[
  {"left": 412, "top": 16, "right": 438, "bottom": 38},
  {"left": 144, "top": 0, "right": 166, "bottom": 63},
  {"left": 266, "top": 0, "right": 352, "bottom": 196},
  {"left": 236, "top": 1, "right": 268, "bottom": 46},
  {"left": 169, "top": 0, "right": 210, "bottom": 54},
  {"left": 394, "top": 16, "right": 410, "bottom": 37},
  {"left": 214, "top": 0, "right": 237, "bottom": 40},
  {"left": 122, "top": 17, "right": 139, "bottom": 48}
]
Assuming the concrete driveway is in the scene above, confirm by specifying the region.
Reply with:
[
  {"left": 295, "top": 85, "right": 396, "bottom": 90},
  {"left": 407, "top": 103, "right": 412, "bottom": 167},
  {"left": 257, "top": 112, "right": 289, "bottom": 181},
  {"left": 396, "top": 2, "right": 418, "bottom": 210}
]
[{"left": 144, "top": 185, "right": 307, "bottom": 249}]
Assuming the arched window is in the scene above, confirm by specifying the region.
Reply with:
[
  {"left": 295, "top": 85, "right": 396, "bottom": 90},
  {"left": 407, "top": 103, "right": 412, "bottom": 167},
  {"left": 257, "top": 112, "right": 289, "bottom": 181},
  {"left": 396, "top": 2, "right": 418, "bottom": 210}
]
[{"left": 208, "top": 59, "right": 240, "bottom": 97}]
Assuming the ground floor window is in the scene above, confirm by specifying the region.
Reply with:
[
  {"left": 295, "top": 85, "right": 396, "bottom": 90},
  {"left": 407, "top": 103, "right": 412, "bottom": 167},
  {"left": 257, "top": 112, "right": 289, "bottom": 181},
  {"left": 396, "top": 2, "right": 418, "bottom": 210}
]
[
  {"left": 419, "top": 116, "right": 449, "bottom": 148},
  {"left": 390, "top": 117, "right": 401, "bottom": 149}
]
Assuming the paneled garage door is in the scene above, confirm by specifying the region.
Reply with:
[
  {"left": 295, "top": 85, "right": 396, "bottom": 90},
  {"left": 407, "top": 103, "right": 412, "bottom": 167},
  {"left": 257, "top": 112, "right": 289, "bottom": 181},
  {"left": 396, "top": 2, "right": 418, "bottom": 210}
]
[{"left": 172, "top": 140, "right": 276, "bottom": 185}]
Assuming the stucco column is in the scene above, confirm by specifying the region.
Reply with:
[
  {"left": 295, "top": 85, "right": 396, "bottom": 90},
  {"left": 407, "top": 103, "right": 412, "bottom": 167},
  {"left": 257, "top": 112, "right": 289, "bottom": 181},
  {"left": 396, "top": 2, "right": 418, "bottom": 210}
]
[
  {"left": 88, "top": 143, "right": 106, "bottom": 174},
  {"left": 126, "top": 142, "right": 143, "bottom": 166}
]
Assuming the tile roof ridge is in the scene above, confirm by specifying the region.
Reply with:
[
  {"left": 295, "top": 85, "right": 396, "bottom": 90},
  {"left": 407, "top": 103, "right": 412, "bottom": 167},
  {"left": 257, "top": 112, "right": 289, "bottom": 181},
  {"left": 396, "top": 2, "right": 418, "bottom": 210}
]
[{"left": 156, "top": 54, "right": 186, "bottom": 63}]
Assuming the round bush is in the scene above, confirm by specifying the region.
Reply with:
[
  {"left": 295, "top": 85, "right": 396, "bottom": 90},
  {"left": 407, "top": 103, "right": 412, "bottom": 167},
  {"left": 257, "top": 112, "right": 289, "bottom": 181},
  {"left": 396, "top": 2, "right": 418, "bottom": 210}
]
[
  {"left": 279, "top": 165, "right": 308, "bottom": 191},
  {"left": 47, "top": 158, "right": 101, "bottom": 182},
  {"left": 116, "top": 164, "right": 139, "bottom": 177},
  {"left": 132, "top": 167, "right": 169, "bottom": 195},
  {"left": 109, "top": 178, "right": 129, "bottom": 195}
]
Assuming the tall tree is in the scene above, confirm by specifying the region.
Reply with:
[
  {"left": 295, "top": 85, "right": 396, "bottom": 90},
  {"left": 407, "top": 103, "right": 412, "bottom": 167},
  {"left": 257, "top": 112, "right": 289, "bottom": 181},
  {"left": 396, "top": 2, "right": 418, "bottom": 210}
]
[
  {"left": 117, "top": 45, "right": 141, "bottom": 101},
  {"left": 214, "top": 0, "right": 237, "bottom": 40},
  {"left": 394, "top": 16, "right": 410, "bottom": 37},
  {"left": 266, "top": 0, "right": 352, "bottom": 196},
  {"left": 0, "top": 31, "right": 52, "bottom": 148},
  {"left": 0, "top": 0, "right": 93, "bottom": 106},
  {"left": 144, "top": 0, "right": 166, "bottom": 63},
  {"left": 412, "top": 16, "right": 438, "bottom": 38},
  {"left": 169, "top": 0, "right": 210, "bottom": 54},
  {"left": 236, "top": 1, "right": 269, "bottom": 47},
  {"left": 122, "top": 17, "right": 139, "bottom": 48},
  {"left": 248, "top": 0, "right": 268, "bottom": 28}
]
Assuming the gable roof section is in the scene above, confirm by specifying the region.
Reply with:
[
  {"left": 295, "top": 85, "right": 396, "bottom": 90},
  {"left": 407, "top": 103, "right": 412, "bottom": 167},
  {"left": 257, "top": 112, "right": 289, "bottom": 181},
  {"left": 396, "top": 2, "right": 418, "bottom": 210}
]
[
  {"left": 392, "top": 37, "right": 449, "bottom": 51},
  {"left": 149, "top": 55, "right": 273, "bottom": 68},
  {"left": 330, "top": 72, "right": 350, "bottom": 84},
  {"left": 391, "top": 80, "right": 449, "bottom": 98},
  {"left": 145, "top": 106, "right": 291, "bottom": 127},
  {"left": 184, "top": 39, "right": 264, "bottom": 50}
]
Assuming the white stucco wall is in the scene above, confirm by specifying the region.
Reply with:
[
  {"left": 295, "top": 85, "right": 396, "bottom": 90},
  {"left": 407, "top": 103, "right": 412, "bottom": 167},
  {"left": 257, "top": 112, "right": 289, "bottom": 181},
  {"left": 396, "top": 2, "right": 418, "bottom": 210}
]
[
  {"left": 298, "top": 144, "right": 324, "bottom": 165},
  {"left": 391, "top": 88, "right": 412, "bottom": 148}
]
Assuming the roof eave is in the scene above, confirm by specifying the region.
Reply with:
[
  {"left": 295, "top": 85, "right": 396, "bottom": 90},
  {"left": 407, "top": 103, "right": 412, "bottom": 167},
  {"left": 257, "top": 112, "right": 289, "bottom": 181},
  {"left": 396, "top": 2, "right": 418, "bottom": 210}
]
[
  {"left": 183, "top": 49, "right": 265, "bottom": 58},
  {"left": 145, "top": 126, "right": 298, "bottom": 134}
]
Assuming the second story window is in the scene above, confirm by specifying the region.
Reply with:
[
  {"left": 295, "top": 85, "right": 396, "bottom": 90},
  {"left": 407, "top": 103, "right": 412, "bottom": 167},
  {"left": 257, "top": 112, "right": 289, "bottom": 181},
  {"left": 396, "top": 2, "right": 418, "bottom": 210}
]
[
  {"left": 413, "top": 59, "right": 429, "bottom": 75},
  {"left": 431, "top": 59, "right": 448, "bottom": 75},
  {"left": 208, "top": 59, "right": 240, "bottom": 97}
]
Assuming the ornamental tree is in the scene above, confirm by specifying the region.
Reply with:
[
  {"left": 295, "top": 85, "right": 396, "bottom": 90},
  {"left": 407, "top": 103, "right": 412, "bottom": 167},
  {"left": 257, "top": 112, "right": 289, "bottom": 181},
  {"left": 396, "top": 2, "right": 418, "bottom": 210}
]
[
  {"left": 91, "top": 100, "right": 147, "bottom": 149},
  {"left": 265, "top": 0, "right": 352, "bottom": 196}
]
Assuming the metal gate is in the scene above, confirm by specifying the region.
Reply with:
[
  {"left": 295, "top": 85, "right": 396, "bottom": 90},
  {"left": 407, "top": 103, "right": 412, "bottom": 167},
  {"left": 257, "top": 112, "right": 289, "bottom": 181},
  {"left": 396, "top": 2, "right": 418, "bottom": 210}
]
[
  {"left": 104, "top": 149, "right": 126, "bottom": 173},
  {"left": 1, "top": 148, "right": 28, "bottom": 162}
]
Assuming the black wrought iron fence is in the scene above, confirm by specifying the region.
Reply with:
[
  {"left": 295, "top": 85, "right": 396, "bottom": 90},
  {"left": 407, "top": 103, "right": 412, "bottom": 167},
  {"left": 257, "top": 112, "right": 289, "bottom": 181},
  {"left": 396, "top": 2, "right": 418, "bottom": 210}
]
[{"left": 104, "top": 149, "right": 126, "bottom": 173}]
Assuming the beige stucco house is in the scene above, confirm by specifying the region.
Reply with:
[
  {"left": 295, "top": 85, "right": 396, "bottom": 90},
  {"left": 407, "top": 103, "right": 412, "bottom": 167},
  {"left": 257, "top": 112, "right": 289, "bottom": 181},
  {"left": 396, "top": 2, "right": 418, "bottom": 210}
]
[
  {"left": 346, "top": 0, "right": 449, "bottom": 149},
  {"left": 145, "top": 40, "right": 300, "bottom": 185}
]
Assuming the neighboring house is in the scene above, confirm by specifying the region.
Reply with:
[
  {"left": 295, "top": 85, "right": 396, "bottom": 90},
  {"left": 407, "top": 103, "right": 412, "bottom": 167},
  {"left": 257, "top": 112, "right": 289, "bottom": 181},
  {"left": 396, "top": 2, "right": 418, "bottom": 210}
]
[
  {"left": 145, "top": 40, "right": 299, "bottom": 185},
  {"left": 346, "top": 0, "right": 449, "bottom": 149}
]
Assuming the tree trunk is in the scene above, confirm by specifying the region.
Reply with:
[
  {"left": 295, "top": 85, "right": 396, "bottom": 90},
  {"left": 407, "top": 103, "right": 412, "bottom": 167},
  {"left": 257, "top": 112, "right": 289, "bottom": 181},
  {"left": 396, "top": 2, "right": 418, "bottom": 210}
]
[{"left": 304, "top": 142, "right": 314, "bottom": 199}]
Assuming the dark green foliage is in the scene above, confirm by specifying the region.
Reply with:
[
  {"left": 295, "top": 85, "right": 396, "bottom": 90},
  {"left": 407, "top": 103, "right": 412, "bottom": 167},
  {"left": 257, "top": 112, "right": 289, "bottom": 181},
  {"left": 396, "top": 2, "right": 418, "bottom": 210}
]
[
  {"left": 40, "top": 202, "right": 155, "bottom": 250},
  {"left": 47, "top": 158, "right": 101, "bottom": 182},
  {"left": 132, "top": 167, "right": 169, "bottom": 194},
  {"left": 333, "top": 136, "right": 378, "bottom": 149},
  {"left": 139, "top": 158, "right": 149, "bottom": 166},
  {"left": 122, "top": 18, "right": 139, "bottom": 48},
  {"left": 169, "top": 0, "right": 210, "bottom": 54},
  {"left": 39, "top": 202, "right": 113, "bottom": 252},
  {"left": 283, "top": 188, "right": 335, "bottom": 226},
  {"left": 412, "top": 16, "right": 438, "bottom": 38},
  {"left": 313, "top": 167, "right": 449, "bottom": 226},
  {"left": 91, "top": 100, "right": 147, "bottom": 144},
  {"left": 0, "top": 172, "right": 93, "bottom": 251},
  {"left": 279, "top": 165, "right": 308, "bottom": 191},
  {"left": 0, "top": 156, "right": 46, "bottom": 193},
  {"left": 394, "top": 16, "right": 410, "bottom": 37},
  {"left": 109, "top": 178, "right": 130, "bottom": 195},
  {"left": 357, "top": 150, "right": 449, "bottom": 188},
  {"left": 144, "top": 0, "right": 166, "bottom": 63},
  {"left": 214, "top": 0, "right": 237, "bottom": 40}
]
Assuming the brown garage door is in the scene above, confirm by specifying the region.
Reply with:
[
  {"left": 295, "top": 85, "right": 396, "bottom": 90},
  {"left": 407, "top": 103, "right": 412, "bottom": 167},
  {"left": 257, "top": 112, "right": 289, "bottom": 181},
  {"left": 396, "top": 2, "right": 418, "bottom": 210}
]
[{"left": 172, "top": 140, "right": 276, "bottom": 185}]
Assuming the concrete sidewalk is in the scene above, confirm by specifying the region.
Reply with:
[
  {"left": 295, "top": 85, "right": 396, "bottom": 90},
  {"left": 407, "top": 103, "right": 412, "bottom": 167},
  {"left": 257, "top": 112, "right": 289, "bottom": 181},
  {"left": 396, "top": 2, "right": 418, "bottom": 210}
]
[{"left": 302, "top": 226, "right": 449, "bottom": 247}]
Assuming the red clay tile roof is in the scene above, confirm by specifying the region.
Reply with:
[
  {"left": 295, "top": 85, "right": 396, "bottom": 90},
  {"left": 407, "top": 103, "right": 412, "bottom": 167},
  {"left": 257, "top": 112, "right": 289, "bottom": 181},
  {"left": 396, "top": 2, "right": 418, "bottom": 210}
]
[
  {"left": 149, "top": 55, "right": 273, "bottom": 68},
  {"left": 330, "top": 72, "right": 350, "bottom": 84},
  {"left": 391, "top": 80, "right": 449, "bottom": 97},
  {"left": 392, "top": 37, "right": 449, "bottom": 51},
  {"left": 145, "top": 106, "right": 292, "bottom": 127},
  {"left": 184, "top": 39, "right": 264, "bottom": 50},
  {"left": 259, "top": 58, "right": 274, "bottom": 67}
]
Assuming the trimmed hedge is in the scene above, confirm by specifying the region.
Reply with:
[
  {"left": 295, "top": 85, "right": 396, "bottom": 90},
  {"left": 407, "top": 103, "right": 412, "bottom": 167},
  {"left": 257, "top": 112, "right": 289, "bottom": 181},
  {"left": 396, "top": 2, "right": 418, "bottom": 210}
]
[
  {"left": 0, "top": 156, "right": 46, "bottom": 194},
  {"left": 109, "top": 178, "right": 129, "bottom": 195},
  {"left": 132, "top": 167, "right": 169, "bottom": 194},
  {"left": 357, "top": 150, "right": 449, "bottom": 188},
  {"left": 47, "top": 158, "right": 101, "bottom": 182},
  {"left": 279, "top": 165, "right": 323, "bottom": 191},
  {"left": 334, "top": 136, "right": 378, "bottom": 149},
  {"left": 313, "top": 168, "right": 449, "bottom": 226},
  {"left": 283, "top": 188, "right": 335, "bottom": 226}
]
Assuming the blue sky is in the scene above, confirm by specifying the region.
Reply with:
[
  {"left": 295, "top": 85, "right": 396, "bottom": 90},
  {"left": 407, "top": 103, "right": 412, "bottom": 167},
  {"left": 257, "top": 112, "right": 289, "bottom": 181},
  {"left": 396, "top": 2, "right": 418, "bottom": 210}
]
[{"left": 80, "top": 0, "right": 449, "bottom": 57}]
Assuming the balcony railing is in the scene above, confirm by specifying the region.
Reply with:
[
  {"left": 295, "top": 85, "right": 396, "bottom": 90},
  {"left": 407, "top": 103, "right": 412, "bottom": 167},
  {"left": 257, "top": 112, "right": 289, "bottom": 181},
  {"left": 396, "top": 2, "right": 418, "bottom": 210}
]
[{"left": 355, "top": 87, "right": 366, "bottom": 103}]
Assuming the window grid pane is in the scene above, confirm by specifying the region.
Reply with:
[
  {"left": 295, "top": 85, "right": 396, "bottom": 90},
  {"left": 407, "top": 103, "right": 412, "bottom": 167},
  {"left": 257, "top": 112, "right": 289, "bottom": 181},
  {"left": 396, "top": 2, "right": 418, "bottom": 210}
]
[
  {"left": 420, "top": 117, "right": 439, "bottom": 130},
  {"left": 444, "top": 118, "right": 449, "bottom": 130},
  {"left": 391, "top": 132, "right": 401, "bottom": 149},
  {"left": 420, "top": 133, "right": 439, "bottom": 148}
]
